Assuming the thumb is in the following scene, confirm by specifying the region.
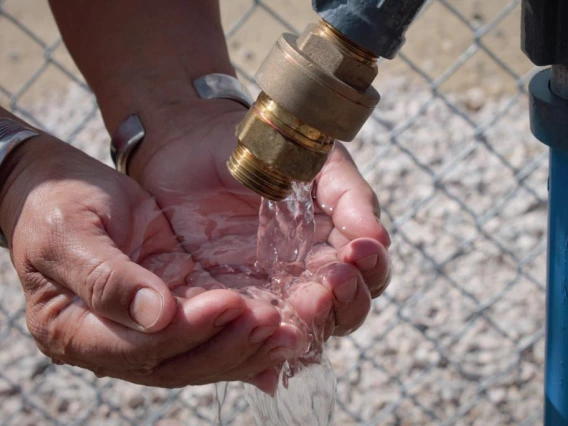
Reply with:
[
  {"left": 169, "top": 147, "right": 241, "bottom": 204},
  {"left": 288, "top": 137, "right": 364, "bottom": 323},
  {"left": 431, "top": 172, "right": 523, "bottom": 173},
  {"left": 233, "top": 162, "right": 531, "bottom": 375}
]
[{"left": 32, "top": 228, "right": 177, "bottom": 333}]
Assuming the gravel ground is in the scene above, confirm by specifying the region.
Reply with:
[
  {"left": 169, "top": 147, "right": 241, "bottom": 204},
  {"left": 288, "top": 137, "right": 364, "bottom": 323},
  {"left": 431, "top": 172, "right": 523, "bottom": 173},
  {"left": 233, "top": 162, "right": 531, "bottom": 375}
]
[
  {"left": 0, "top": 0, "right": 548, "bottom": 425},
  {"left": 0, "top": 80, "right": 547, "bottom": 425}
]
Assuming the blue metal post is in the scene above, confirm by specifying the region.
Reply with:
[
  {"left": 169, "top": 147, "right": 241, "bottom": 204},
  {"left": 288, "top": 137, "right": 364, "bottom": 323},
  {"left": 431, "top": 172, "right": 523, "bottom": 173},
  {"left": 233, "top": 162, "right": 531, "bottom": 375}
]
[
  {"left": 546, "top": 147, "right": 568, "bottom": 424},
  {"left": 529, "top": 67, "right": 568, "bottom": 425}
]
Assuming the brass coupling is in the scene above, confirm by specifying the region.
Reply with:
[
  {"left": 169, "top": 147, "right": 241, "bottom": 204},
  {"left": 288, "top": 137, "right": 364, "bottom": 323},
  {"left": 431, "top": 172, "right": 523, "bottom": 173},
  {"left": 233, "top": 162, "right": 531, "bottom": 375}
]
[{"left": 228, "top": 20, "right": 381, "bottom": 200}]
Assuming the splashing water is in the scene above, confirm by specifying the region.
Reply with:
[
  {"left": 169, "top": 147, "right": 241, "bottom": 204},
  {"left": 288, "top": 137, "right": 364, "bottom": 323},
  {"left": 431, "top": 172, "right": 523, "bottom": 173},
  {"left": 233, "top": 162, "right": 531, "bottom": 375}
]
[
  {"left": 244, "top": 357, "right": 336, "bottom": 426},
  {"left": 157, "top": 181, "right": 338, "bottom": 425},
  {"left": 107, "top": 166, "right": 338, "bottom": 424},
  {"left": 242, "top": 183, "right": 336, "bottom": 426}
]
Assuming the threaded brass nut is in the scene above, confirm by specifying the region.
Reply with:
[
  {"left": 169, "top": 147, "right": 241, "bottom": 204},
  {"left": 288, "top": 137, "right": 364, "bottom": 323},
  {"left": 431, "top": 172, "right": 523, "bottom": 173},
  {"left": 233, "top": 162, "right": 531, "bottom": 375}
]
[
  {"left": 235, "top": 100, "right": 333, "bottom": 183},
  {"left": 227, "top": 142, "right": 292, "bottom": 201}
]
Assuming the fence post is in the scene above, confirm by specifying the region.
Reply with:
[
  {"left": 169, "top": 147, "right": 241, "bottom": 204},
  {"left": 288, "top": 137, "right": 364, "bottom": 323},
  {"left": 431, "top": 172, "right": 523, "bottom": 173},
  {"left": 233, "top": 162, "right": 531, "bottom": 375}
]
[
  {"left": 546, "top": 145, "right": 568, "bottom": 424},
  {"left": 522, "top": 1, "right": 568, "bottom": 423},
  {"left": 528, "top": 66, "right": 568, "bottom": 425}
]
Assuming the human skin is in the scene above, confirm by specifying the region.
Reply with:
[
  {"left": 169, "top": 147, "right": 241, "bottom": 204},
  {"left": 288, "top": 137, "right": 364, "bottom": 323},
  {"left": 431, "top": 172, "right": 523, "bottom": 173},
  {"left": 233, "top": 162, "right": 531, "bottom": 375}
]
[
  {"left": 0, "top": 0, "right": 392, "bottom": 392},
  {"left": 0, "top": 126, "right": 302, "bottom": 387}
]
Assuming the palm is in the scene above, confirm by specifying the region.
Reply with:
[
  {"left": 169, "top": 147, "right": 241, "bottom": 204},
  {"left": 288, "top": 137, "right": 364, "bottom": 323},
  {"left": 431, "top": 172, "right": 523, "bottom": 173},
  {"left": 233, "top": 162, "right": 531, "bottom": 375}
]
[
  {"left": 134, "top": 109, "right": 326, "bottom": 291},
  {"left": 132, "top": 104, "right": 391, "bottom": 337}
]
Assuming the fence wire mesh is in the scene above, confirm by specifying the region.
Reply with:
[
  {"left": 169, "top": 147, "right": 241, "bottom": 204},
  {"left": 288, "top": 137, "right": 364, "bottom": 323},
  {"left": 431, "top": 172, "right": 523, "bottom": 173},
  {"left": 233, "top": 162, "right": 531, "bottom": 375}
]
[{"left": 0, "top": 0, "right": 548, "bottom": 425}]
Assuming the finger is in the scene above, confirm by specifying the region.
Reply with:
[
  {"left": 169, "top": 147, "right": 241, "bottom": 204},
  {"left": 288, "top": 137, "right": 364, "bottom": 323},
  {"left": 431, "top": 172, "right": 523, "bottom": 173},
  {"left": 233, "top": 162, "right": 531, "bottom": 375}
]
[
  {"left": 314, "top": 214, "right": 333, "bottom": 244},
  {"left": 338, "top": 238, "right": 392, "bottom": 298},
  {"left": 28, "top": 282, "right": 249, "bottom": 377},
  {"left": 218, "top": 323, "right": 307, "bottom": 384},
  {"left": 30, "top": 223, "right": 178, "bottom": 332},
  {"left": 315, "top": 144, "right": 390, "bottom": 248},
  {"left": 306, "top": 243, "right": 338, "bottom": 271},
  {"left": 146, "top": 298, "right": 281, "bottom": 386},
  {"left": 246, "top": 368, "right": 281, "bottom": 396},
  {"left": 306, "top": 245, "right": 371, "bottom": 335},
  {"left": 148, "top": 306, "right": 309, "bottom": 387},
  {"left": 286, "top": 281, "right": 333, "bottom": 340},
  {"left": 315, "top": 262, "right": 372, "bottom": 336}
]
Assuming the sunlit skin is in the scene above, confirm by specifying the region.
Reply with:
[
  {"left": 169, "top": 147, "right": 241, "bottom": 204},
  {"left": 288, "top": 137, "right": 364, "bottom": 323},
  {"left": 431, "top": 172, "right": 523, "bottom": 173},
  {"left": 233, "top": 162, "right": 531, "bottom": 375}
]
[
  {"left": 0, "top": 100, "right": 391, "bottom": 394},
  {"left": 0, "top": 0, "right": 392, "bottom": 394},
  {"left": 128, "top": 99, "right": 392, "bottom": 391}
]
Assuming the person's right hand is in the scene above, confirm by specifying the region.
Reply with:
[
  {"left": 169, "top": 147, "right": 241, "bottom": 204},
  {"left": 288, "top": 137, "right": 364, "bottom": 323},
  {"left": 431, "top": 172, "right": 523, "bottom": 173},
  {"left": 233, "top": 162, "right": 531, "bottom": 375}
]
[{"left": 0, "top": 134, "right": 303, "bottom": 387}]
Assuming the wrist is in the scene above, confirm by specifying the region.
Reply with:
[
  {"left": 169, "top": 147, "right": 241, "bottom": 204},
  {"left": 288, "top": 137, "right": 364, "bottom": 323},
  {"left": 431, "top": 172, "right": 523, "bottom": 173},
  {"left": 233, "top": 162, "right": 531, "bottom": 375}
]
[
  {"left": 96, "top": 74, "right": 228, "bottom": 134},
  {"left": 125, "top": 98, "right": 246, "bottom": 183},
  {"left": 0, "top": 137, "right": 79, "bottom": 243}
]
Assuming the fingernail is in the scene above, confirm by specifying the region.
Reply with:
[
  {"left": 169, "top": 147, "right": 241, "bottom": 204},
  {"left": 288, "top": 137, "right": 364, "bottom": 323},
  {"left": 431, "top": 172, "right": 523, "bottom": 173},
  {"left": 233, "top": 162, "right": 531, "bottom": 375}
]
[
  {"left": 130, "top": 288, "right": 163, "bottom": 329},
  {"left": 356, "top": 254, "right": 378, "bottom": 271},
  {"left": 214, "top": 308, "right": 243, "bottom": 326},
  {"left": 250, "top": 326, "right": 278, "bottom": 344},
  {"left": 374, "top": 270, "right": 392, "bottom": 297},
  {"left": 376, "top": 215, "right": 392, "bottom": 248},
  {"left": 334, "top": 277, "right": 358, "bottom": 303}
]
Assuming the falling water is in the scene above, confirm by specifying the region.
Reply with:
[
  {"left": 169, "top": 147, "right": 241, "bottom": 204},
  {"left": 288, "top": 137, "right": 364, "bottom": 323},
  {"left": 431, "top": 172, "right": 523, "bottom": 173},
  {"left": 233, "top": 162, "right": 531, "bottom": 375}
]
[
  {"left": 242, "top": 182, "right": 337, "bottom": 426},
  {"left": 206, "top": 182, "right": 337, "bottom": 425},
  {"left": 129, "top": 176, "right": 338, "bottom": 424}
]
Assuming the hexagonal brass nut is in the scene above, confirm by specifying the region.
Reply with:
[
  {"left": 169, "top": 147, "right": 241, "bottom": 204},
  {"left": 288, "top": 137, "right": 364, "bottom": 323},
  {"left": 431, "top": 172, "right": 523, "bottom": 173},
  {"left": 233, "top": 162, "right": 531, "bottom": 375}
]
[
  {"left": 296, "top": 25, "right": 377, "bottom": 91},
  {"left": 235, "top": 109, "right": 331, "bottom": 182}
]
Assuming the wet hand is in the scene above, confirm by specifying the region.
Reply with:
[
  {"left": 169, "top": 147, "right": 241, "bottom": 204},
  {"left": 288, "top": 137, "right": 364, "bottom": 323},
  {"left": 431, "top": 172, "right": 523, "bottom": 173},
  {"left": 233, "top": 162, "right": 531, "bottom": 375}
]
[
  {"left": 129, "top": 99, "right": 392, "bottom": 340},
  {"left": 0, "top": 136, "right": 302, "bottom": 387}
]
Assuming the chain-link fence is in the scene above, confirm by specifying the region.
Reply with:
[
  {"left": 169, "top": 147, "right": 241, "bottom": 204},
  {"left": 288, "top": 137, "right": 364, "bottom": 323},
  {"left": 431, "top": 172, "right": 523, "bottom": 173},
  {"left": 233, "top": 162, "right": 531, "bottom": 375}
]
[{"left": 0, "top": 0, "right": 547, "bottom": 424}]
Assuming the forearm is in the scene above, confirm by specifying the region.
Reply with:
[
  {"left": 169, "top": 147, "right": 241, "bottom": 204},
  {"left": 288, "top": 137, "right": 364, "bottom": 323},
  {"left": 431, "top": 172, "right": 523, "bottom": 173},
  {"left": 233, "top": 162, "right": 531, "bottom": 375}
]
[{"left": 49, "top": 0, "right": 234, "bottom": 132}]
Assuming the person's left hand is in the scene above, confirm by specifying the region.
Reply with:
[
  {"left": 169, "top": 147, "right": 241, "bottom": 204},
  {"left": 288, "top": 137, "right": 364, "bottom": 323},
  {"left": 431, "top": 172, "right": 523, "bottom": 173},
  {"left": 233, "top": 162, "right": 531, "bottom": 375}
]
[{"left": 126, "top": 98, "right": 392, "bottom": 390}]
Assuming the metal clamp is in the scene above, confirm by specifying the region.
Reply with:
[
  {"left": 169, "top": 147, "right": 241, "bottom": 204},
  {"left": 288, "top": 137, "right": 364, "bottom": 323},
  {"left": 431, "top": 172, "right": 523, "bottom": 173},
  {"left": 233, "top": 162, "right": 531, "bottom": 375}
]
[
  {"left": 193, "top": 73, "right": 252, "bottom": 108},
  {"left": 110, "top": 115, "right": 146, "bottom": 175}
]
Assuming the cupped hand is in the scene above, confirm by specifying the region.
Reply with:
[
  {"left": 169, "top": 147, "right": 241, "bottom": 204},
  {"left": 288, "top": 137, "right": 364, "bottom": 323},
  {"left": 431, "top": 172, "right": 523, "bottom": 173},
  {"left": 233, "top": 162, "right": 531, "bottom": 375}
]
[
  {"left": 129, "top": 98, "right": 392, "bottom": 344},
  {"left": 0, "top": 135, "right": 303, "bottom": 387}
]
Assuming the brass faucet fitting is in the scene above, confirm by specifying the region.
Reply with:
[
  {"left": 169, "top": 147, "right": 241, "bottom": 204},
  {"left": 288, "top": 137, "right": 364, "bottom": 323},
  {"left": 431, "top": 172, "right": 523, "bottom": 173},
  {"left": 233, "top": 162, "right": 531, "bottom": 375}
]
[{"left": 228, "top": 20, "right": 381, "bottom": 200}]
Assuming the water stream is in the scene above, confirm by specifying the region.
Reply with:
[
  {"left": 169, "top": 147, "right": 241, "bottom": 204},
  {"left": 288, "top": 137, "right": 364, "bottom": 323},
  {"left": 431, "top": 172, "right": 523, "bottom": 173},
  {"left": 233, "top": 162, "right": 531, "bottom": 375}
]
[
  {"left": 108, "top": 165, "right": 338, "bottom": 424},
  {"left": 216, "top": 182, "right": 337, "bottom": 425},
  {"left": 153, "top": 181, "right": 338, "bottom": 424},
  {"left": 244, "top": 183, "right": 336, "bottom": 426}
]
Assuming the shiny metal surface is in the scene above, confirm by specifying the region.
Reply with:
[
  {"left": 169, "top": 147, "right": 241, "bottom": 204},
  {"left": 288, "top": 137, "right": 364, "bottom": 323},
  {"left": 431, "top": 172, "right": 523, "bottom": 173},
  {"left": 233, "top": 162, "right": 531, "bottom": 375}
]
[
  {"left": 110, "top": 114, "right": 146, "bottom": 175},
  {"left": 228, "top": 20, "right": 380, "bottom": 200},
  {"left": 193, "top": 73, "right": 252, "bottom": 108}
]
